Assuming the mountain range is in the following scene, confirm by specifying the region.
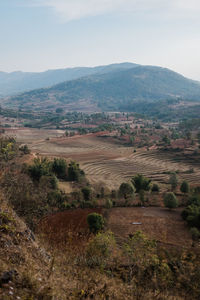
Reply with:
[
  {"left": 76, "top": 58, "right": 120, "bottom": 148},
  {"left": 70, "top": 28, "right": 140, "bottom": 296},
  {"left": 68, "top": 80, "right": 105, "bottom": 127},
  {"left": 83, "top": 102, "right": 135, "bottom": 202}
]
[
  {"left": 0, "top": 63, "right": 136, "bottom": 97},
  {"left": 1, "top": 63, "right": 200, "bottom": 112}
]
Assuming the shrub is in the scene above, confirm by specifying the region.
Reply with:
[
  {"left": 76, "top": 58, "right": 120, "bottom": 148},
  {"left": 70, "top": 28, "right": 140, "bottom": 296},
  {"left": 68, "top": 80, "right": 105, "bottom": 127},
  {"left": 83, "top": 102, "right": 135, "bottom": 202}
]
[
  {"left": 40, "top": 175, "right": 58, "bottom": 190},
  {"left": 19, "top": 144, "right": 30, "bottom": 154},
  {"left": 151, "top": 184, "right": 160, "bottom": 192},
  {"left": 87, "top": 213, "right": 104, "bottom": 233},
  {"left": 80, "top": 201, "right": 93, "bottom": 208},
  {"left": 86, "top": 232, "right": 116, "bottom": 267},
  {"left": 190, "top": 227, "right": 200, "bottom": 241},
  {"left": 164, "top": 192, "right": 178, "bottom": 209}
]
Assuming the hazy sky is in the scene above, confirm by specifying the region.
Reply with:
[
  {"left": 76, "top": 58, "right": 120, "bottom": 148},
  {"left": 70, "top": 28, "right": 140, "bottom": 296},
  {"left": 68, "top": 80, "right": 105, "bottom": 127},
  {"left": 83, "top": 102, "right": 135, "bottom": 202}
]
[{"left": 1, "top": 0, "right": 200, "bottom": 80}]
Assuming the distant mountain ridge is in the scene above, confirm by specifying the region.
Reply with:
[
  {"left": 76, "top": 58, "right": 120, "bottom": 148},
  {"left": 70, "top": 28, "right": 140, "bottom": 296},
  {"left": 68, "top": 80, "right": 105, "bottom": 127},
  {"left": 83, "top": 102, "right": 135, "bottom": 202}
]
[
  {"left": 1, "top": 63, "right": 200, "bottom": 112},
  {"left": 0, "top": 63, "right": 137, "bottom": 97}
]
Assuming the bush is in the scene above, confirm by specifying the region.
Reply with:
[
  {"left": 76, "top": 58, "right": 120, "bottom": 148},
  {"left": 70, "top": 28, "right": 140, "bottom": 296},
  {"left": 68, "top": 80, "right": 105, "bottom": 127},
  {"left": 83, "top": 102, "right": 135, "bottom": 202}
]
[
  {"left": 151, "top": 184, "right": 160, "bottom": 192},
  {"left": 80, "top": 201, "right": 93, "bottom": 208},
  {"left": 19, "top": 144, "right": 30, "bottom": 154},
  {"left": 87, "top": 213, "right": 104, "bottom": 233},
  {"left": 40, "top": 175, "right": 58, "bottom": 190},
  {"left": 190, "top": 227, "right": 200, "bottom": 241},
  {"left": 86, "top": 232, "right": 116, "bottom": 267},
  {"left": 164, "top": 192, "right": 178, "bottom": 209}
]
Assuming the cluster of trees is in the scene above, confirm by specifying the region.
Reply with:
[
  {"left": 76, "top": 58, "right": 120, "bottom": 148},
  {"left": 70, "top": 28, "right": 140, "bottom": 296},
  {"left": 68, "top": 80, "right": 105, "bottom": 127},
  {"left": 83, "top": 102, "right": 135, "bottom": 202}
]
[
  {"left": 118, "top": 174, "right": 153, "bottom": 205},
  {"left": 28, "top": 157, "right": 85, "bottom": 183},
  {"left": 79, "top": 228, "right": 200, "bottom": 299}
]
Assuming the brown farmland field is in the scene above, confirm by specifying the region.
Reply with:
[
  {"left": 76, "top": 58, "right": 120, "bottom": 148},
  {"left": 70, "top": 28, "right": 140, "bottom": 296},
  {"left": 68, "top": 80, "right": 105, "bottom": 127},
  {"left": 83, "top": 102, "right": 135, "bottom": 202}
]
[
  {"left": 6, "top": 127, "right": 200, "bottom": 190},
  {"left": 107, "top": 207, "right": 193, "bottom": 248},
  {"left": 38, "top": 206, "right": 192, "bottom": 249}
]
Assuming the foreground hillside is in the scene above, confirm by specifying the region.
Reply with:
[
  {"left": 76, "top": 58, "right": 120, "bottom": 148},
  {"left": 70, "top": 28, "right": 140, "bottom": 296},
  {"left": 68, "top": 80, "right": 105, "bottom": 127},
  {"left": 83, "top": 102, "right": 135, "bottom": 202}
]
[
  {"left": 2, "top": 64, "right": 200, "bottom": 111},
  {"left": 1, "top": 131, "right": 200, "bottom": 299}
]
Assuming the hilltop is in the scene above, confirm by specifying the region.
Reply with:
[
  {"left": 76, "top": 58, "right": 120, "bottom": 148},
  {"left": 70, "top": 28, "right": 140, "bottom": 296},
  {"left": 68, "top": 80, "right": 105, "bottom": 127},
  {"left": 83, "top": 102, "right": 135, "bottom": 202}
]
[
  {"left": 0, "top": 63, "right": 136, "bottom": 97},
  {"left": 2, "top": 64, "right": 200, "bottom": 112}
]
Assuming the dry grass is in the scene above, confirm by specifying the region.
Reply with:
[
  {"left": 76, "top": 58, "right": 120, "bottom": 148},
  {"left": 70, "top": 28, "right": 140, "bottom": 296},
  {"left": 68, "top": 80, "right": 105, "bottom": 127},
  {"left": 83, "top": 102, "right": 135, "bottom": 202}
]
[
  {"left": 5, "top": 127, "right": 200, "bottom": 190},
  {"left": 27, "top": 134, "right": 200, "bottom": 190},
  {"left": 107, "top": 207, "right": 193, "bottom": 248}
]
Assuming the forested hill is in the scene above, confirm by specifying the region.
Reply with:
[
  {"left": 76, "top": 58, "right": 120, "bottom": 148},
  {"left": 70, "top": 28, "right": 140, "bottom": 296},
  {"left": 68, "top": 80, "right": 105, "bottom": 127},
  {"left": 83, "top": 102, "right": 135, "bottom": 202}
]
[
  {"left": 3, "top": 64, "right": 200, "bottom": 112},
  {"left": 0, "top": 63, "right": 137, "bottom": 97}
]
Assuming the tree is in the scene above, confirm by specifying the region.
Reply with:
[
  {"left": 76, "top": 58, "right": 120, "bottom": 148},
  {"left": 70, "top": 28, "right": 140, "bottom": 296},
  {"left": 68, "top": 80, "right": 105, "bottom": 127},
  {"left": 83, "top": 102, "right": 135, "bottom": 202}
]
[
  {"left": 81, "top": 186, "right": 91, "bottom": 201},
  {"left": 52, "top": 158, "right": 67, "bottom": 179},
  {"left": 28, "top": 157, "right": 51, "bottom": 181},
  {"left": 197, "top": 132, "right": 200, "bottom": 144},
  {"left": 182, "top": 204, "right": 200, "bottom": 228},
  {"left": 123, "top": 231, "right": 159, "bottom": 278},
  {"left": 86, "top": 232, "right": 116, "bottom": 267},
  {"left": 87, "top": 213, "right": 104, "bottom": 233},
  {"left": 105, "top": 199, "right": 113, "bottom": 209},
  {"left": 180, "top": 181, "right": 190, "bottom": 194},
  {"left": 164, "top": 192, "right": 178, "bottom": 209},
  {"left": 169, "top": 172, "right": 178, "bottom": 191},
  {"left": 68, "top": 161, "right": 84, "bottom": 182},
  {"left": 119, "top": 182, "right": 134, "bottom": 199},
  {"left": 162, "top": 135, "right": 170, "bottom": 145},
  {"left": 131, "top": 174, "right": 151, "bottom": 193}
]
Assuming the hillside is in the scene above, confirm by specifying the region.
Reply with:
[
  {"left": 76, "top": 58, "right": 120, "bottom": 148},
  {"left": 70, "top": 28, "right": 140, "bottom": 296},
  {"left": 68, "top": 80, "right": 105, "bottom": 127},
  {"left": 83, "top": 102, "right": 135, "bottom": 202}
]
[
  {"left": 0, "top": 63, "right": 136, "bottom": 97},
  {"left": 2, "top": 65, "right": 200, "bottom": 112}
]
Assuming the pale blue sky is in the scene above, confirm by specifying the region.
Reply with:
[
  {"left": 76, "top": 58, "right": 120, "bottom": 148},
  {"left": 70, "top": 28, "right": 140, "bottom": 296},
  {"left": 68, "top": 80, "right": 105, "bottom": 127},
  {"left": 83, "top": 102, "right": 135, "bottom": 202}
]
[{"left": 1, "top": 0, "right": 200, "bottom": 80}]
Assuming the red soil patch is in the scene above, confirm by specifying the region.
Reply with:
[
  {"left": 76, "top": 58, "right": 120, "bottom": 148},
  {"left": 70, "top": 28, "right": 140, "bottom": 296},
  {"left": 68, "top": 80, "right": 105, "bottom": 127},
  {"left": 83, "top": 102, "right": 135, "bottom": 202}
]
[{"left": 38, "top": 208, "right": 103, "bottom": 246}]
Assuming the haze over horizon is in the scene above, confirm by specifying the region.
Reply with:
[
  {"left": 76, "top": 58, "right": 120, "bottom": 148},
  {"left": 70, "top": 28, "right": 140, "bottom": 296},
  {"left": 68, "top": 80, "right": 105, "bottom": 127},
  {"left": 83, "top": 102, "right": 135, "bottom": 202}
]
[{"left": 1, "top": 0, "right": 200, "bottom": 80}]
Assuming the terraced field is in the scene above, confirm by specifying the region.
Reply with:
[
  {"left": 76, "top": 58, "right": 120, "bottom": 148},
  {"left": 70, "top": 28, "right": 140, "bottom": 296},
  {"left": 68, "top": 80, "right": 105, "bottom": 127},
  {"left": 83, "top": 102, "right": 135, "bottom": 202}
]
[{"left": 25, "top": 133, "right": 200, "bottom": 189}]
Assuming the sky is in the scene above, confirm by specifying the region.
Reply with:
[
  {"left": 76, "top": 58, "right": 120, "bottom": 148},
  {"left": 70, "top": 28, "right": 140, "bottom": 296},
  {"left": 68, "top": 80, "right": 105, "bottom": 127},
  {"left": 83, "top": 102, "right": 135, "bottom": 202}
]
[{"left": 0, "top": 0, "right": 200, "bottom": 80}]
